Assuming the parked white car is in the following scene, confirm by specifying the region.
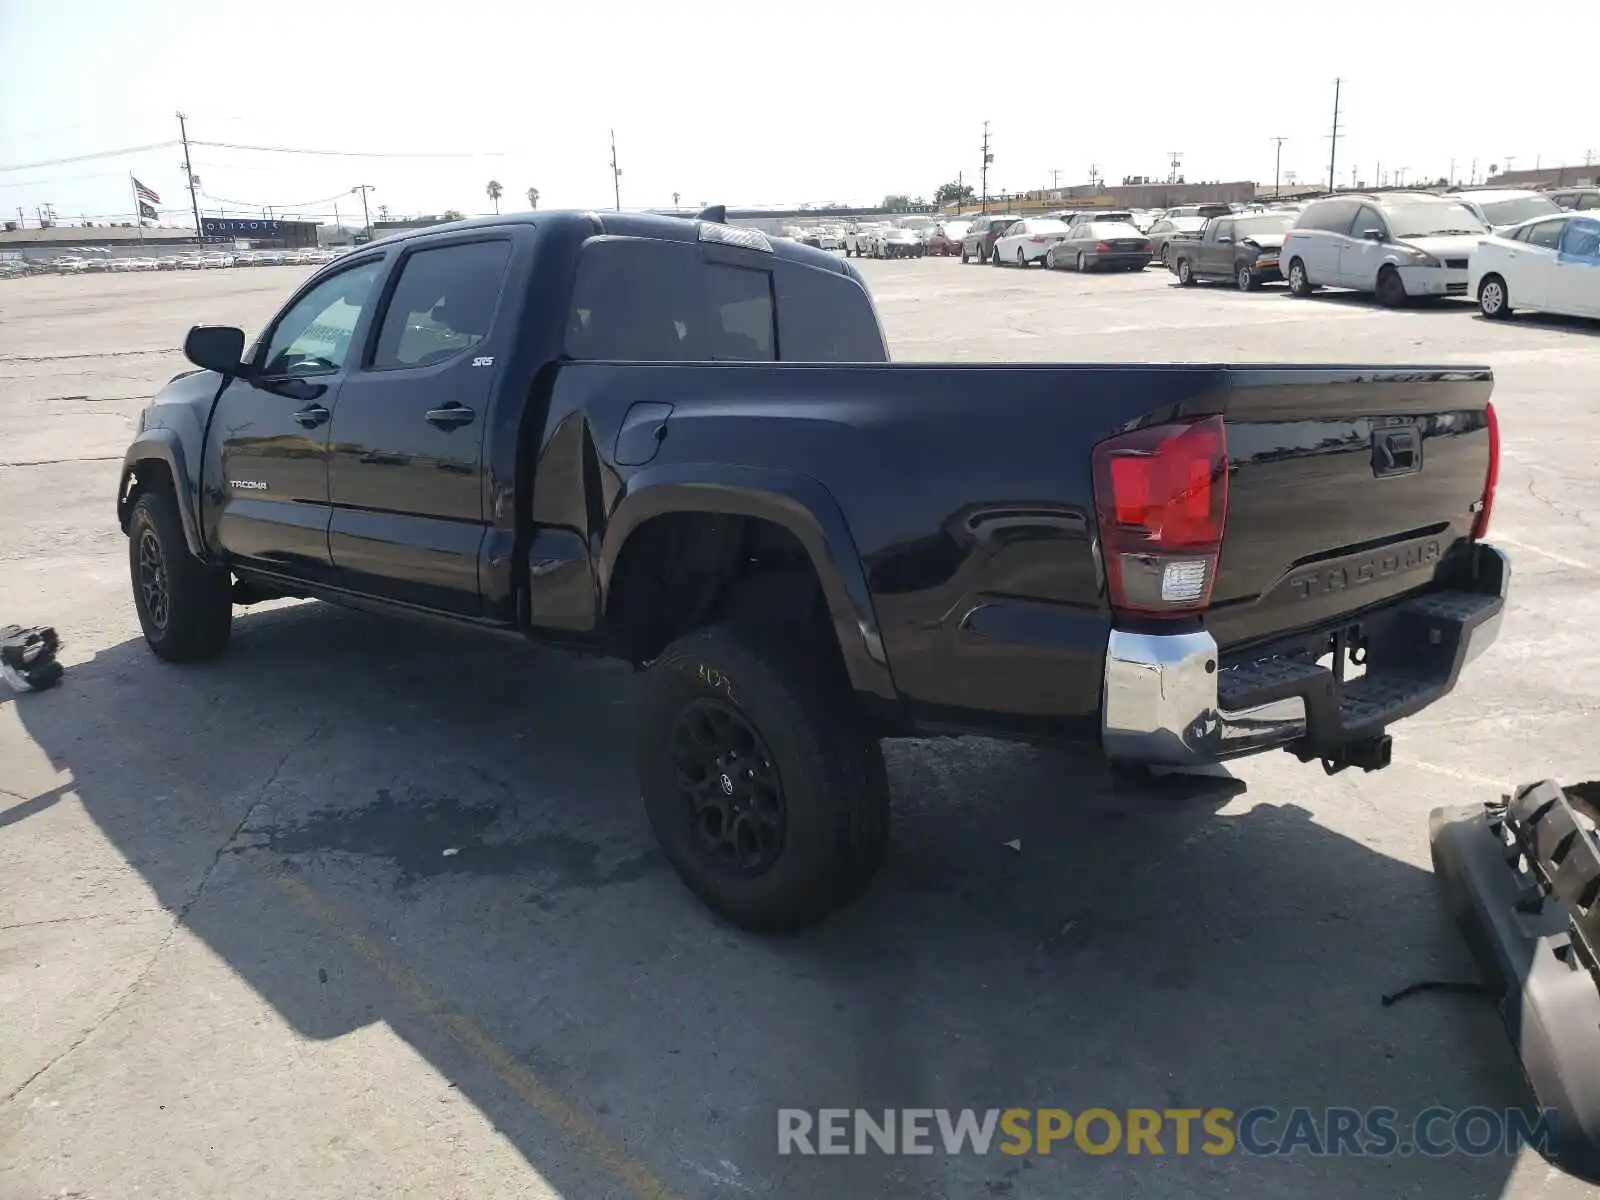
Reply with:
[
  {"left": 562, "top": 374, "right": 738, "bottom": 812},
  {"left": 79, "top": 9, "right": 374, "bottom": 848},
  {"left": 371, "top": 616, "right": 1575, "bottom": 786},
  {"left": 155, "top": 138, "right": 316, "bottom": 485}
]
[
  {"left": 1451, "top": 189, "right": 1565, "bottom": 235},
  {"left": 992, "top": 218, "right": 1071, "bottom": 267},
  {"left": 873, "top": 227, "right": 925, "bottom": 259},
  {"left": 1471, "top": 213, "right": 1600, "bottom": 322},
  {"left": 843, "top": 224, "right": 886, "bottom": 258},
  {"left": 1280, "top": 193, "right": 1488, "bottom": 306}
]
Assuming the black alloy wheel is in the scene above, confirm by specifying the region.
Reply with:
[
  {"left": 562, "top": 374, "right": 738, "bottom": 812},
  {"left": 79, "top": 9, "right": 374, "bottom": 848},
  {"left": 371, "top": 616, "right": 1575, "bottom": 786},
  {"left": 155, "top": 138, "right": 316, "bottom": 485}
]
[{"left": 671, "top": 698, "right": 786, "bottom": 877}]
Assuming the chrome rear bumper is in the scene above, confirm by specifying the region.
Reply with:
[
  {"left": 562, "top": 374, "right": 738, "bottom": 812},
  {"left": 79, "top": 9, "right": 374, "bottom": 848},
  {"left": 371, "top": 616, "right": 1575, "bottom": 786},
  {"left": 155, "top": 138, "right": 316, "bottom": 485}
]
[{"left": 1102, "top": 543, "right": 1510, "bottom": 766}]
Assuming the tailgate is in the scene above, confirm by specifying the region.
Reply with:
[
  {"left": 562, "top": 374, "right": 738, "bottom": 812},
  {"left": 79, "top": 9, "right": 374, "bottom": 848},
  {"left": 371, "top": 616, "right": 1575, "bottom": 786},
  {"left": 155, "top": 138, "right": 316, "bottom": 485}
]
[{"left": 1206, "top": 368, "right": 1494, "bottom": 652}]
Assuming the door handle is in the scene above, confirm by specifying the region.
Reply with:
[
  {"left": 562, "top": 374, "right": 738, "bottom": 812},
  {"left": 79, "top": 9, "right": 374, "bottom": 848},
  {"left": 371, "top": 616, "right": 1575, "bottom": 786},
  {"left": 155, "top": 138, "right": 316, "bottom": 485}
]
[
  {"left": 293, "top": 404, "right": 330, "bottom": 428},
  {"left": 425, "top": 403, "right": 476, "bottom": 429}
]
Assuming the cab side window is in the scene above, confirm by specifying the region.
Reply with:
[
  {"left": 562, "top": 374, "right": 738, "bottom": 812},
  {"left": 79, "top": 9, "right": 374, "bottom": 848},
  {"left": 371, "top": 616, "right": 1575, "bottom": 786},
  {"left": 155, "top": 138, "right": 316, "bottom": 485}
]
[
  {"left": 260, "top": 260, "right": 382, "bottom": 376},
  {"left": 1558, "top": 219, "right": 1600, "bottom": 262},
  {"left": 1526, "top": 220, "right": 1566, "bottom": 251},
  {"left": 1348, "top": 206, "right": 1386, "bottom": 240},
  {"left": 371, "top": 240, "right": 512, "bottom": 370}
]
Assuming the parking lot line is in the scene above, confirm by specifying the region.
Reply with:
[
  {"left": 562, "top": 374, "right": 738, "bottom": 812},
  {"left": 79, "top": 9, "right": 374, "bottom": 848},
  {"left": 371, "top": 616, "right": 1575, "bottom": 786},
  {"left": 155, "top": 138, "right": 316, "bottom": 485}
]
[
  {"left": 1492, "top": 533, "right": 1594, "bottom": 572},
  {"left": 254, "top": 858, "right": 683, "bottom": 1200}
]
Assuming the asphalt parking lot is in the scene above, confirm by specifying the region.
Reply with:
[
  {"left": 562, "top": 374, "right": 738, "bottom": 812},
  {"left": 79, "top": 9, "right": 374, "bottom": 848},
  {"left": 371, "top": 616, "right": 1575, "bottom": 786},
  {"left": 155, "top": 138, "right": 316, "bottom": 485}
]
[{"left": 3, "top": 258, "right": 1600, "bottom": 1200}]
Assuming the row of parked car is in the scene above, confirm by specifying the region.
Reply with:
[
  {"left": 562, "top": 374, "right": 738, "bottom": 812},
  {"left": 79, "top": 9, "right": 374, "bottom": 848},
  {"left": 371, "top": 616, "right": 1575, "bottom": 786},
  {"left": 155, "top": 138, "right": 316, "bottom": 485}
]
[
  {"left": 828, "top": 185, "right": 1600, "bottom": 324},
  {"left": 1, "top": 246, "right": 353, "bottom": 279},
  {"left": 1162, "top": 190, "right": 1600, "bottom": 322}
]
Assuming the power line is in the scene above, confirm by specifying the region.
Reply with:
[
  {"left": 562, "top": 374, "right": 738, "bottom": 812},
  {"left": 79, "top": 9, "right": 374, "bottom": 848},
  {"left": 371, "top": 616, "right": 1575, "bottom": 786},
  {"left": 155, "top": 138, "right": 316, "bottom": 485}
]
[
  {"left": 189, "top": 139, "right": 503, "bottom": 159},
  {"left": 0, "top": 167, "right": 146, "bottom": 190},
  {"left": 0, "top": 141, "right": 180, "bottom": 173},
  {"left": 199, "top": 186, "right": 361, "bottom": 211}
]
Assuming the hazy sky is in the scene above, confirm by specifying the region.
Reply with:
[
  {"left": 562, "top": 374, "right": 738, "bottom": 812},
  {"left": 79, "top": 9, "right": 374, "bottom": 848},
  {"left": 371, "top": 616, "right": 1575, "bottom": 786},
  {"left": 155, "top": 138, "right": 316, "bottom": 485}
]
[{"left": 2, "top": 0, "right": 1595, "bottom": 228}]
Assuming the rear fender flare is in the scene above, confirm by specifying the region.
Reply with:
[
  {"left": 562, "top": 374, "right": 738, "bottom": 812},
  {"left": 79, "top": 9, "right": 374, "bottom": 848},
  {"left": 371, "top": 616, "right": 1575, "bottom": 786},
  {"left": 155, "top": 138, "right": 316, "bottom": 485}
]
[
  {"left": 599, "top": 463, "right": 897, "bottom": 702},
  {"left": 118, "top": 429, "right": 208, "bottom": 559}
]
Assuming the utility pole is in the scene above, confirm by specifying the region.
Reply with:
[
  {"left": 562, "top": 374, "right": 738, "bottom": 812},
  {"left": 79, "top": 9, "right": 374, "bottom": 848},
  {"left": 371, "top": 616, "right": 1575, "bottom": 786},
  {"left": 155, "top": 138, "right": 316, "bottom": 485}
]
[
  {"left": 610, "top": 129, "right": 622, "bottom": 211},
  {"left": 1448, "top": 157, "right": 1456, "bottom": 187},
  {"left": 1270, "top": 136, "right": 1287, "bottom": 197},
  {"left": 1503, "top": 156, "right": 1516, "bottom": 178},
  {"left": 351, "top": 185, "right": 374, "bottom": 238},
  {"left": 1470, "top": 158, "right": 1477, "bottom": 186},
  {"left": 15, "top": 206, "right": 23, "bottom": 227},
  {"left": 672, "top": 191, "right": 680, "bottom": 208},
  {"left": 1049, "top": 168, "right": 1060, "bottom": 191},
  {"left": 980, "top": 121, "right": 993, "bottom": 213},
  {"left": 1167, "top": 151, "right": 1182, "bottom": 185},
  {"left": 1326, "top": 78, "right": 1342, "bottom": 193},
  {"left": 175, "top": 111, "right": 203, "bottom": 242}
]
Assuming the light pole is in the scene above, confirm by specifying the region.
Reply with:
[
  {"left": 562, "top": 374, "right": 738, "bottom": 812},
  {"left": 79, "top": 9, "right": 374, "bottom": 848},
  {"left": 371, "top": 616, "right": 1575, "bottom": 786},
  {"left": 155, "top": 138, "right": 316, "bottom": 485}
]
[
  {"left": 351, "top": 185, "right": 375, "bottom": 240},
  {"left": 1271, "top": 136, "right": 1287, "bottom": 197},
  {"left": 672, "top": 191, "right": 681, "bottom": 208}
]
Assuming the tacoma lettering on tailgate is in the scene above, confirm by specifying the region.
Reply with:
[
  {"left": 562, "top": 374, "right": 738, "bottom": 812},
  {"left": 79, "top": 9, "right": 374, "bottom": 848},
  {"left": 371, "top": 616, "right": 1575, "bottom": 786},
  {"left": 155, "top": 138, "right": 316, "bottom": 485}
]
[{"left": 1287, "top": 539, "right": 1442, "bottom": 601}]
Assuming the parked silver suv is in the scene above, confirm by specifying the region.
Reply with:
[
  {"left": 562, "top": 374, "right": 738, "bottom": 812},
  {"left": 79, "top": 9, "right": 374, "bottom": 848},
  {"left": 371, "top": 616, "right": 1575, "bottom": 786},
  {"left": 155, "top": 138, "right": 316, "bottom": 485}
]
[{"left": 1280, "top": 193, "right": 1488, "bottom": 307}]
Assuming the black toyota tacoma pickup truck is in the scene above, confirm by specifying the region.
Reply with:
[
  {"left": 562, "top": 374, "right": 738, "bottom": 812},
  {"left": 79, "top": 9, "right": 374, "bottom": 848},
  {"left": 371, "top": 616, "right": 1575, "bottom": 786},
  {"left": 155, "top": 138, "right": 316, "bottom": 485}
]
[{"left": 119, "top": 208, "right": 1510, "bottom": 930}]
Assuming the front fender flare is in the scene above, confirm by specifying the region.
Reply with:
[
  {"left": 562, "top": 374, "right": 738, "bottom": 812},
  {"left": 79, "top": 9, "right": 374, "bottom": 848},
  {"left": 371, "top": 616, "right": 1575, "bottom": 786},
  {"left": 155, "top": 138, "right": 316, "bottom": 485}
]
[
  {"left": 599, "top": 463, "right": 897, "bottom": 703},
  {"left": 118, "top": 429, "right": 207, "bottom": 559}
]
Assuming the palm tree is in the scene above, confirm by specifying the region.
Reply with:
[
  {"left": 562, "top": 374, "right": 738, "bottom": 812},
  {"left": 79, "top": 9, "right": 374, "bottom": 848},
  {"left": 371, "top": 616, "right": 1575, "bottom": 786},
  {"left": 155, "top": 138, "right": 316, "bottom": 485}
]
[
  {"left": 486, "top": 180, "right": 503, "bottom": 214},
  {"left": 526, "top": 187, "right": 539, "bottom": 210}
]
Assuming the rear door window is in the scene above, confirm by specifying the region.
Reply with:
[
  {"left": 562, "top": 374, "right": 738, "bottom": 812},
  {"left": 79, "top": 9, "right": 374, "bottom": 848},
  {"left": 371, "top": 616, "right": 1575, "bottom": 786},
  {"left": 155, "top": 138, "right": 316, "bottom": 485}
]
[
  {"left": 705, "top": 263, "right": 775, "bottom": 361},
  {"left": 565, "top": 238, "right": 704, "bottom": 361},
  {"left": 1526, "top": 220, "right": 1566, "bottom": 250}
]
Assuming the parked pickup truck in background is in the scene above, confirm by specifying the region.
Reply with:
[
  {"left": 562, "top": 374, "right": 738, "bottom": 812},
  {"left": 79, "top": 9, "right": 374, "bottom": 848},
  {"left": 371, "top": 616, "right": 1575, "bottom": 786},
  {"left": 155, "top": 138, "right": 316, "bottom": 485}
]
[
  {"left": 119, "top": 207, "right": 1510, "bottom": 932},
  {"left": 1169, "top": 211, "right": 1298, "bottom": 291}
]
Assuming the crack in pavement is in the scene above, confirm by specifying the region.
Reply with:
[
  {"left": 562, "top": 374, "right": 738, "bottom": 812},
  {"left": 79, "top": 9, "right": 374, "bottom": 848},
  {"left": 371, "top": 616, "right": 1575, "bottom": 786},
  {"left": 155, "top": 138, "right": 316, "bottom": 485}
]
[
  {"left": 0, "top": 349, "right": 176, "bottom": 363},
  {"left": 0, "top": 718, "right": 327, "bottom": 1109},
  {"left": 0, "top": 455, "right": 125, "bottom": 468},
  {"left": 1, "top": 908, "right": 167, "bottom": 933},
  {"left": 1527, "top": 477, "right": 1598, "bottom": 530}
]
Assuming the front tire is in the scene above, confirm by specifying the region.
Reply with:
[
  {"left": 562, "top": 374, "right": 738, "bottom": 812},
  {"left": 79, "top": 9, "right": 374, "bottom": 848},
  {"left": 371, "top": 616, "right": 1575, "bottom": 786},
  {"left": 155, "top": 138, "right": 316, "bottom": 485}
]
[
  {"left": 128, "top": 487, "right": 232, "bottom": 662},
  {"left": 1478, "top": 273, "right": 1512, "bottom": 319},
  {"left": 1237, "top": 263, "right": 1259, "bottom": 291},
  {"left": 1076, "top": 251, "right": 1088, "bottom": 273},
  {"left": 961, "top": 245, "right": 970, "bottom": 263},
  {"left": 1287, "top": 257, "right": 1314, "bottom": 297},
  {"left": 1017, "top": 248, "right": 1028, "bottom": 268},
  {"left": 637, "top": 623, "right": 890, "bottom": 932},
  {"left": 1375, "top": 265, "right": 1408, "bottom": 308}
]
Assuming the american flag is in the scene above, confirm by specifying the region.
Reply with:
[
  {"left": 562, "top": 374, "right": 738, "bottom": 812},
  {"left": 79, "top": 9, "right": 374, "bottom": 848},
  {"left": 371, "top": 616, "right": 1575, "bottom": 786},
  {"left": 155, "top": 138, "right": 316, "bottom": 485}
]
[{"left": 132, "top": 177, "right": 160, "bottom": 205}]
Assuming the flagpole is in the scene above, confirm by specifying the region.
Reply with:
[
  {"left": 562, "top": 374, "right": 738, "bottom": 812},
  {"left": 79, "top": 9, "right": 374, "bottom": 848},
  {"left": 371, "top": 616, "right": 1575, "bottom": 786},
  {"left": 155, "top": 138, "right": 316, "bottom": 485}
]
[{"left": 131, "top": 174, "right": 144, "bottom": 246}]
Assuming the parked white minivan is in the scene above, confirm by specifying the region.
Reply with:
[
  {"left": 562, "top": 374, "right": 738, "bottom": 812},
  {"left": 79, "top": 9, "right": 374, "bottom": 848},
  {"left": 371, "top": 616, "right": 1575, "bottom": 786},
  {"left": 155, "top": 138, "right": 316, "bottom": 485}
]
[{"left": 1280, "top": 193, "right": 1489, "bottom": 306}]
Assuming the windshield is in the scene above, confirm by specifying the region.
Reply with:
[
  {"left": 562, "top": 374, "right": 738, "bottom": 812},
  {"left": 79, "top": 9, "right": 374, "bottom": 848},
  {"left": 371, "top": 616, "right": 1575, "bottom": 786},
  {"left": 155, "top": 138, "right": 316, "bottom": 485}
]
[
  {"left": 1479, "top": 196, "right": 1563, "bottom": 226},
  {"left": 1091, "top": 223, "right": 1144, "bottom": 238},
  {"left": 1029, "top": 220, "right": 1068, "bottom": 234},
  {"left": 943, "top": 222, "right": 971, "bottom": 238},
  {"left": 1384, "top": 202, "right": 1487, "bottom": 238},
  {"left": 1235, "top": 214, "right": 1295, "bottom": 236}
]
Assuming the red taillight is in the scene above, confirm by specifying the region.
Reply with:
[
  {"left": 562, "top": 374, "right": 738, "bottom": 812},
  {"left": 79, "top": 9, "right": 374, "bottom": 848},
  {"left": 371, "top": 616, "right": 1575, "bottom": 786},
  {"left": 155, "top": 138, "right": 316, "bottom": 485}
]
[
  {"left": 1095, "top": 241, "right": 1113, "bottom": 252},
  {"left": 1092, "top": 416, "right": 1229, "bottom": 617},
  {"left": 1028, "top": 235, "right": 1050, "bottom": 243},
  {"left": 1141, "top": 241, "right": 1153, "bottom": 254},
  {"left": 1472, "top": 400, "right": 1499, "bottom": 539}
]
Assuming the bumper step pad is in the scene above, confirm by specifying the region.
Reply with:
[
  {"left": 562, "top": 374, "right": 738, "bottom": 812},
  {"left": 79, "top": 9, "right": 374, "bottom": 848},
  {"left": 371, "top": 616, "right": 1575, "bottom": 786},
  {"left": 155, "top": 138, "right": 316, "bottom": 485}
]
[{"left": 1430, "top": 780, "right": 1600, "bottom": 1182}]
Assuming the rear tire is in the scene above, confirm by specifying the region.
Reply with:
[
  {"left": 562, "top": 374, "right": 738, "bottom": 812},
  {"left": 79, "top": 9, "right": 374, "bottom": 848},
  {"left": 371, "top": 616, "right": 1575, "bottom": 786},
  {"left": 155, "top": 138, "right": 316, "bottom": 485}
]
[
  {"left": 961, "top": 245, "right": 970, "bottom": 263},
  {"left": 1478, "top": 273, "right": 1513, "bottom": 319},
  {"left": 1376, "top": 265, "right": 1408, "bottom": 308},
  {"left": 990, "top": 244, "right": 1001, "bottom": 266},
  {"left": 1045, "top": 247, "right": 1057, "bottom": 269},
  {"left": 637, "top": 622, "right": 890, "bottom": 933},
  {"left": 128, "top": 487, "right": 232, "bottom": 662},
  {"left": 1287, "top": 257, "right": 1314, "bottom": 297},
  {"left": 1076, "top": 251, "right": 1087, "bottom": 272},
  {"left": 1177, "top": 258, "right": 1194, "bottom": 286},
  {"left": 1158, "top": 244, "right": 1170, "bottom": 267}
]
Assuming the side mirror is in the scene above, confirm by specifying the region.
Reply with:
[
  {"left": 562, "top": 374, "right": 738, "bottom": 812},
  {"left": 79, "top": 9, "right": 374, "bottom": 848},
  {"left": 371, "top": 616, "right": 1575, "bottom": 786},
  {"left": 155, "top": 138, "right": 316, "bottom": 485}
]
[
  {"left": 1361, "top": 229, "right": 1385, "bottom": 243},
  {"left": 184, "top": 325, "right": 249, "bottom": 376}
]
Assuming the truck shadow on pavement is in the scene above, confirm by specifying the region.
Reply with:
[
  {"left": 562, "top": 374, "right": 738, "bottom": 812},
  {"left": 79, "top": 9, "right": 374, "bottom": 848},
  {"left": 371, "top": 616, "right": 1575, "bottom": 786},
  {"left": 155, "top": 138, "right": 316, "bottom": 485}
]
[{"left": 8, "top": 601, "right": 1537, "bottom": 1200}]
